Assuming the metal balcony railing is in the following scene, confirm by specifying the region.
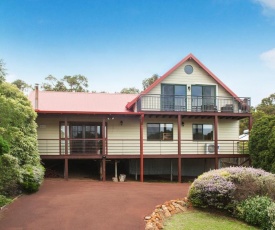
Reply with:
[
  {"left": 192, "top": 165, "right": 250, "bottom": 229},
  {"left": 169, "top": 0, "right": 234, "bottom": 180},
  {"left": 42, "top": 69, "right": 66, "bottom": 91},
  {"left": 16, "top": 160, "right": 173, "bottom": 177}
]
[
  {"left": 137, "top": 95, "right": 251, "bottom": 113},
  {"left": 38, "top": 139, "right": 249, "bottom": 156}
]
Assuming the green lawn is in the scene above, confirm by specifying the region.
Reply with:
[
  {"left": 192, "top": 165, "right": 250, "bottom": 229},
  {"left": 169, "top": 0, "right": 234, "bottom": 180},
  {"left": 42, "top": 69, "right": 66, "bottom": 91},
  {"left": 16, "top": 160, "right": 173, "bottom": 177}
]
[{"left": 163, "top": 209, "right": 259, "bottom": 230}]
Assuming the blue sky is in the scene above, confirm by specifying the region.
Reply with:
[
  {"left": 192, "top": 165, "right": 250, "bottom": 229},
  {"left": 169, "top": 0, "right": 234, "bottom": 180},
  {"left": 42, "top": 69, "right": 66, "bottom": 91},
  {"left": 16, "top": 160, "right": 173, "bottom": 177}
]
[{"left": 1, "top": 0, "right": 275, "bottom": 106}]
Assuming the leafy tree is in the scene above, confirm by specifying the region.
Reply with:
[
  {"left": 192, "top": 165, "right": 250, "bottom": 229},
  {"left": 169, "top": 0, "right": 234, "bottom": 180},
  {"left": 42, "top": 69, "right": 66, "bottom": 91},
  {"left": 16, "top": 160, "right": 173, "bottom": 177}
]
[
  {"left": 142, "top": 74, "right": 159, "bottom": 90},
  {"left": 120, "top": 87, "right": 140, "bottom": 94},
  {"left": 0, "top": 82, "right": 44, "bottom": 194},
  {"left": 12, "top": 79, "right": 32, "bottom": 92},
  {"left": 256, "top": 93, "right": 275, "bottom": 115},
  {"left": 239, "top": 118, "right": 249, "bottom": 135},
  {"left": 0, "top": 136, "right": 9, "bottom": 156},
  {"left": 41, "top": 75, "right": 67, "bottom": 91},
  {"left": 63, "top": 75, "right": 88, "bottom": 92},
  {"left": 249, "top": 115, "right": 275, "bottom": 173},
  {"left": 41, "top": 74, "right": 88, "bottom": 92},
  {"left": 91, "top": 90, "right": 108, "bottom": 93},
  {"left": 0, "top": 59, "right": 6, "bottom": 83}
]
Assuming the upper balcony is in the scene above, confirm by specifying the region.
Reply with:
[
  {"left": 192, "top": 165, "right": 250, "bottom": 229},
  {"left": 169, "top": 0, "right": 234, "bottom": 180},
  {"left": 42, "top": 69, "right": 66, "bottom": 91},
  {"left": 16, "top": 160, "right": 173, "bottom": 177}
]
[{"left": 137, "top": 95, "right": 251, "bottom": 113}]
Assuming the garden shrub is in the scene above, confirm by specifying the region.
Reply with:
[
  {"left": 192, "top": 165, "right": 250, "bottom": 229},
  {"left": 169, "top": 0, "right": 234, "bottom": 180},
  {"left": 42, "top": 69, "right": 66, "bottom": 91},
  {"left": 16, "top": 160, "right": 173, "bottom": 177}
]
[
  {"left": 236, "top": 196, "right": 273, "bottom": 230},
  {"left": 0, "top": 135, "right": 9, "bottom": 155},
  {"left": 188, "top": 173, "right": 236, "bottom": 209},
  {"left": 268, "top": 203, "right": 275, "bottom": 230},
  {"left": 0, "top": 195, "right": 12, "bottom": 207},
  {"left": 188, "top": 167, "right": 275, "bottom": 212},
  {"left": 21, "top": 164, "right": 45, "bottom": 193},
  {"left": 0, "top": 82, "right": 44, "bottom": 195},
  {"left": 224, "top": 167, "right": 275, "bottom": 201},
  {"left": 0, "top": 154, "right": 22, "bottom": 196}
]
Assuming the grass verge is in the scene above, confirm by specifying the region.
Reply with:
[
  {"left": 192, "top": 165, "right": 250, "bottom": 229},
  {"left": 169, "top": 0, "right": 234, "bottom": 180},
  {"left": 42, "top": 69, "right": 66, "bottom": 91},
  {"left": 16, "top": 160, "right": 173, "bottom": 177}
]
[{"left": 163, "top": 209, "right": 259, "bottom": 230}]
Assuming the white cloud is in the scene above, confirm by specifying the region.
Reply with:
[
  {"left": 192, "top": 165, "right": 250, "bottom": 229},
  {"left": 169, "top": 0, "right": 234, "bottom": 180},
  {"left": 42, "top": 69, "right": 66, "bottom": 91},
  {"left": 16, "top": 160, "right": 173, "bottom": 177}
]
[
  {"left": 255, "top": 0, "right": 275, "bottom": 10},
  {"left": 5, "top": 73, "right": 18, "bottom": 83},
  {"left": 260, "top": 48, "right": 275, "bottom": 70},
  {"left": 254, "top": 0, "right": 275, "bottom": 17}
]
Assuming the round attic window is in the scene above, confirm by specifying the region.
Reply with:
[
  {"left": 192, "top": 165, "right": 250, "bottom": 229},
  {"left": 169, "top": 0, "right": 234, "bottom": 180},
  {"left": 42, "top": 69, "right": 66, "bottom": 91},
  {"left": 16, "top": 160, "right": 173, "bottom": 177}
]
[{"left": 184, "top": 65, "right": 193, "bottom": 74}]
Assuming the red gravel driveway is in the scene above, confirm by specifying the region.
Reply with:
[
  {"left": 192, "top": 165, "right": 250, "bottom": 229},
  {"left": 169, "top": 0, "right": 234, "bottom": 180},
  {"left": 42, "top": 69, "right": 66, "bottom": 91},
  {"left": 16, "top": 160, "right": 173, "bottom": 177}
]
[{"left": 0, "top": 179, "right": 190, "bottom": 230}]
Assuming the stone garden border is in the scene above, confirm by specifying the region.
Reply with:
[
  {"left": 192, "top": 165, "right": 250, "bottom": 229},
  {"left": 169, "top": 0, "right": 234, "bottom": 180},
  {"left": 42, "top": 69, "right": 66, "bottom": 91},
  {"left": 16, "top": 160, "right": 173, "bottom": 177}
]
[{"left": 144, "top": 197, "right": 190, "bottom": 230}]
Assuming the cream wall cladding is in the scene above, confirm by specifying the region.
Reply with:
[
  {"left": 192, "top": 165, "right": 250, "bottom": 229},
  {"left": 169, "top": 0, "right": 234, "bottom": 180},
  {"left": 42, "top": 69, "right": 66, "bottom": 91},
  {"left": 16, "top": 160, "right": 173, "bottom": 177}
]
[
  {"left": 143, "top": 60, "right": 236, "bottom": 112},
  {"left": 144, "top": 117, "right": 178, "bottom": 155},
  {"left": 148, "top": 60, "right": 225, "bottom": 95},
  {"left": 37, "top": 117, "right": 60, "bottom": 155},
  {"left": 107, "top": 117, "right": 140, "bottom": 155},
  {"left": 218, "top": 119, "right": 240, "bottom": 154}
]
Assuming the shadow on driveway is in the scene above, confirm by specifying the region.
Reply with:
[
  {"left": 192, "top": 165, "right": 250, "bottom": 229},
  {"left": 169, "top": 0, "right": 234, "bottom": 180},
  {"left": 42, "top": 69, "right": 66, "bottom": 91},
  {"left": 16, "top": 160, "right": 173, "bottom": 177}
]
[{"left": 0, "top": 179, "right": 191, "bottom": 230}]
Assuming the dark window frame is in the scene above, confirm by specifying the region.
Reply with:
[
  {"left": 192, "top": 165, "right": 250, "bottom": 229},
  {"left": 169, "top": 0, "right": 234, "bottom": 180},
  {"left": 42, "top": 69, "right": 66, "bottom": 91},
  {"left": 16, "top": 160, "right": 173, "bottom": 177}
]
[
  {"left": 161, "top": 84, "right": 187, "bottom": 111},
  {"left": 59, "top": 122, "right": 103, "bottom": 154},
  {"left": 147, "top": 123, "right": 173, "bottom": 141},
  {"left": 192, "top": 124, "right": 213, "bottom": 141}
]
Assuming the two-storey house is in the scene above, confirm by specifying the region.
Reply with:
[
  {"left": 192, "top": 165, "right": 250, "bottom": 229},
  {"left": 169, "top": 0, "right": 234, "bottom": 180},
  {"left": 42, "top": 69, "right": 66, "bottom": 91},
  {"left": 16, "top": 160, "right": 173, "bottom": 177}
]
[{"left": 29, "top": 53, "right": 252, "bottom": 182}]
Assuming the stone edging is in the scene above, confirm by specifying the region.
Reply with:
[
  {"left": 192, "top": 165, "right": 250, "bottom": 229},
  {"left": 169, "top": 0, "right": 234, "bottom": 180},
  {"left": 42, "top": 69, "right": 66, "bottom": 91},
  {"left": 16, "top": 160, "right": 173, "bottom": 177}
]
[{"left": 144, "top": 197, "right": 190, "bottom": 230}]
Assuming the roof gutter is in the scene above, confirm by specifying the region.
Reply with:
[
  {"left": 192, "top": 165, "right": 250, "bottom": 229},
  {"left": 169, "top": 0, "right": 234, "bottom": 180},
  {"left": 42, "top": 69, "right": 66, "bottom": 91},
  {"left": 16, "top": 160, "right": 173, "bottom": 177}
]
[{"left": 34, "top": 110, "right": 144, "bottom": 115}]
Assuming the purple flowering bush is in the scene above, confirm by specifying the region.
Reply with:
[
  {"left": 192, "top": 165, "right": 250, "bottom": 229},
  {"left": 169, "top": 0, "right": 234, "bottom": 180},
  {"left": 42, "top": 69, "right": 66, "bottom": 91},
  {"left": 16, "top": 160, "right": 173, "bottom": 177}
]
[{"left": 188, "top": 167, "right": 275, "bottom": 211}]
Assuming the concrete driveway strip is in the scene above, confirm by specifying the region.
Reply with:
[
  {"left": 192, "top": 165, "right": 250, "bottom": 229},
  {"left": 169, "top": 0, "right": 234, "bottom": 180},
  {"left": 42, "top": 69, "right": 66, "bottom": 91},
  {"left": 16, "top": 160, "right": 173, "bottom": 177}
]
[{"left": 0, "top": 179, "right": 190, "bottom": 230}]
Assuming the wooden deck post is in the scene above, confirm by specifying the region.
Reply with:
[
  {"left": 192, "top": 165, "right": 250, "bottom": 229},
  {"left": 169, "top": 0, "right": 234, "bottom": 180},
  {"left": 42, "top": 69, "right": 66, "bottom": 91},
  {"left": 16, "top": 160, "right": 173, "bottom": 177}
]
[
  {"left": 214, "top": 115, "right": 219, "bottom": 169},
  {"left": 64, "top": 116, "right": 69, "bottom": 180},
  {"left": 102, "top": 118, "right": 106, "bottom": 182},
  {"left": 64, "top": 158, "right": 68, "bottom": 180},
  {"left": 177, "top": 114, "right": 182, "bottom": 183},
  {"left": 65, "top": 116, "right": 68, "bottom": 155},
  {"left": 140, "top": 114, "right": 144, "bottom": 182}
]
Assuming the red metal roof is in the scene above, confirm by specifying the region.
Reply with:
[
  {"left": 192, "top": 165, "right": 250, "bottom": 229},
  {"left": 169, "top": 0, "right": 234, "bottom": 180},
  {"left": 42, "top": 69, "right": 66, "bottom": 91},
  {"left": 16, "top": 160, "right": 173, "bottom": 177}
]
[
  {"left": 28, "top": 91, "right": 138, "bottom": 114},
  {"left": 126, "top": 53, "right": 239, "bottom": 110}
]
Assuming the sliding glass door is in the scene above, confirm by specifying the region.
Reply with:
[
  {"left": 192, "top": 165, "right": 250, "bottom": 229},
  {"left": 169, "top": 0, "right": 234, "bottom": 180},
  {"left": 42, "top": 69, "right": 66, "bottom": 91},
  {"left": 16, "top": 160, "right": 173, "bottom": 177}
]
[
  {"left": 161, "top": 84, "right": 186, "bottom": 111},
  {"left": 70, "top": 124, "right": 102, "bottom": 154},
  {"left": 60, "top": 122, "right": 102, "bottom": 154},
  {"left": 191, "top": 85, "right": 216, "bottom": 111}
]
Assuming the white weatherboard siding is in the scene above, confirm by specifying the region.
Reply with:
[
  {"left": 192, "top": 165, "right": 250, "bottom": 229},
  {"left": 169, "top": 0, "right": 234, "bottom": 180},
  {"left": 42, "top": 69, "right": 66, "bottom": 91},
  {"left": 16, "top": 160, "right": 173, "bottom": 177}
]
[
  {"left": 218, "top": 119, "right": 240, "bottom": 154},
  {"left": 149, "top": 60, "right": 229, "bottom": 96},
  {"left": 37, "top": 117, "right": 60, "bottom": 155},
  {"left": 141, "top": 60, "right": 237, "bottom": 112},
  {"left": 107, "top": 117, "right": 140, "bottom": 155},
  {"left": 143, "top": 117, "right": 178, "bottom": 155},
  {"left": 36, "top": 115, "right": 240, "bottom": 156}
]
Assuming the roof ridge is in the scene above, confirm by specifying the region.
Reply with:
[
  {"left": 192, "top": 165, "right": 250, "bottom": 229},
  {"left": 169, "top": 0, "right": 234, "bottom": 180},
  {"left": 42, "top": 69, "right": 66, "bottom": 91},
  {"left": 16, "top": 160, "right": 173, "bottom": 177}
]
[{"left": 126, "top": 53, "right": 238, "bottom": 110}]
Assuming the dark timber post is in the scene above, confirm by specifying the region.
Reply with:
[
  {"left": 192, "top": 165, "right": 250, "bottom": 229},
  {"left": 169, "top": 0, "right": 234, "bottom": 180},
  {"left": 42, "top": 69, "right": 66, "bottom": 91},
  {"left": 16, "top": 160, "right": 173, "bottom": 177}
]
[
  {"left": 102, "top": 118, "right": 106, "bottom": 181},
  {"left": 64, "top": 159, "right": 68, "bottom": 180},
  {"left": 214, "top": 115, "right": 219, "bottom": 169},
  {"left": 177, "top": 114, "right": 182, "bottom": 183},
  {"left": 64, "top": 116, "right": 69, "bottom": 180},
  {"left": 140, "top": 114, "right": 144, "bottom": 182}
]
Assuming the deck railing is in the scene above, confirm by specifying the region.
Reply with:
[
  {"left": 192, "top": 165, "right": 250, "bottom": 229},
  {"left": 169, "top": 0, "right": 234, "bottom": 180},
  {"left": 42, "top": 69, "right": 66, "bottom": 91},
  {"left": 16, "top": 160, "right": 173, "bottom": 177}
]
[
  {"left": 38, "top": 139, "right": 249, "bottom": 155},
  {"left": 137, "top": 95, "right": 251, "bottom": 113}
]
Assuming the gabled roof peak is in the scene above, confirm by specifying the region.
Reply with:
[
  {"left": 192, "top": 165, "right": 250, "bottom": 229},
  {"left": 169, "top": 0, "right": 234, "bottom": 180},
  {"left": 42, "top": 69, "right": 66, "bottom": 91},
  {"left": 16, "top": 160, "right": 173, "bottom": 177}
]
[{"left": 126, "top": 53, "right": 238, "bottom": 110}]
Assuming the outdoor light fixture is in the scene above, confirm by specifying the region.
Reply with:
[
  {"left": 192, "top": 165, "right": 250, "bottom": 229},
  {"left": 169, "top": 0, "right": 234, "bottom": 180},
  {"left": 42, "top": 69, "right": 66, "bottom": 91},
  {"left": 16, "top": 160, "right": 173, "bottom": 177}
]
[
  {"left": 188, "top": 86, "right": 191, "bottom": 91},
  {"left": 182, "top": 122, "right": 185, "bottom": 126},
  {"left": 120, "top": 120, "right": 123, "bottom": 126}
]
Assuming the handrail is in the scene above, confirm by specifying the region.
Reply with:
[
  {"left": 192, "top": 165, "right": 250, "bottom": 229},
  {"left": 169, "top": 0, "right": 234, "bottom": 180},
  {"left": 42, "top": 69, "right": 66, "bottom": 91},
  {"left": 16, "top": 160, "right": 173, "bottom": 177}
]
[
  {"left": 137, "top": 94, "right": 251, "bottom": 113},
  {"left": 37, "top": 139, "right": 249, "bottom": 155}
]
